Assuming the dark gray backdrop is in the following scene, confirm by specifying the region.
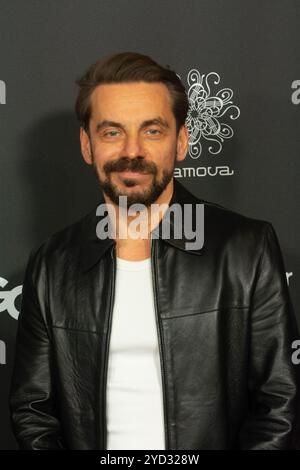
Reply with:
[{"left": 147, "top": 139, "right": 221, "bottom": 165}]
[{"left": 0, "top": 0, "right": 299, "bottom": 450}]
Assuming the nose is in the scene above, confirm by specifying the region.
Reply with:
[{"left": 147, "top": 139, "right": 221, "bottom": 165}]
[{"left": 122, "top": 133, "right": 144, "bottom": 159}]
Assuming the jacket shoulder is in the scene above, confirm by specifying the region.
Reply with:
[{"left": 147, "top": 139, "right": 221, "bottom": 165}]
[
  {"left": 25, "top": 207, "right": 96, "bottom": 276},
  {"left": 176, "top": 179, "right": 272, "bottom": 233},
  {"left": 174, "top": 180, "right": 275, "bottom": 255}
]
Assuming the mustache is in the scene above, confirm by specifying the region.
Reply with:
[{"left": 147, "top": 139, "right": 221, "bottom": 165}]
[{"left": 103, "top": 156, "right": 157, "bottom": 175}]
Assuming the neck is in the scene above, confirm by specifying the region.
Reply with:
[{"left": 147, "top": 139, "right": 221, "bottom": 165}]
[{"left": 102, "top": 179, "right": 174, "bottom": 261}]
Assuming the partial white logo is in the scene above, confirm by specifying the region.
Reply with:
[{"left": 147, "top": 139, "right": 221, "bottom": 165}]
[
  {"left": 0, "top": 80, "right": 6, "bottom": 104},
  {"left": 291, "top": 80, "right": 300, "bottom": 104},
  {"left": 185, "top": 69, "right": 240, "bottom": 159},
  {"left": 174, "top": 165, "right": 233, "bottom": 178},
  {"left": 0, "top": 340, "right": 5, "bottom": 365},
  {"left": 0, "top": 276, "right": 22, "bottom": 320},
  {"left": 286, "top": 272, "right": 293, "bottom": 286}
]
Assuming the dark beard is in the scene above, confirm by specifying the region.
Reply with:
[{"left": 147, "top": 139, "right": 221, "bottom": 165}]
[{"left": 93, "top": 155, "right": 174, "bottom": 207}]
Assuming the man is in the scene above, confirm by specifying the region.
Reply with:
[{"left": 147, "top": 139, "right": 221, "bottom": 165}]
[{"left": 10, "top": 52, "right": 299, "bottom": 450}]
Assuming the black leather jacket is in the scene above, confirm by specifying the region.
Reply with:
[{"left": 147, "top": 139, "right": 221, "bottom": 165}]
[{"left": 10, "top": 179, "right": 299, "bottom": 450}]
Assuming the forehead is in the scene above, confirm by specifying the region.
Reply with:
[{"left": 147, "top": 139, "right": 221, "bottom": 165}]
[{"left": 89, "top": 82, "right": 174, "bottom": 122}]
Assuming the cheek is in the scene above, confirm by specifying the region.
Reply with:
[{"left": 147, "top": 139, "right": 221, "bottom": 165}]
[
  {"left": 156, "top": 144, "right": 177, "bottom": 166},
  {"left": 148, "top": 140, "right": 176, "bottom": 159},
  {"left": 91, "top": 144, "right": 118, "bottom": 168}
]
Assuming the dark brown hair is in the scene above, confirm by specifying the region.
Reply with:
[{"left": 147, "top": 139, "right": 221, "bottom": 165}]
[{"left": 75, "top": 52, "right": 188, "bottom": 134}]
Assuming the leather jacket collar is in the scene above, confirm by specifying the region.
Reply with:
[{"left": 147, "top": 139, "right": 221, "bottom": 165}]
[{"left": 80, "top": 178, "right": 205, "bottom": 272}]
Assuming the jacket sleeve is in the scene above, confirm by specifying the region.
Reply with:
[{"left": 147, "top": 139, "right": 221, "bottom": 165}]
[
  {"left": 9, "top": 249, "right": 66, "bottom": 450},
  {"left": 239, "top": 222, "right": 300, "bottom": 449}
]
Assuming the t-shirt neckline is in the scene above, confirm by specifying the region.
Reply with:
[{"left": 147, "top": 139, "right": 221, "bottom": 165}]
[{"left": 116, "top": 256, "right": 151, "bottom": 271}]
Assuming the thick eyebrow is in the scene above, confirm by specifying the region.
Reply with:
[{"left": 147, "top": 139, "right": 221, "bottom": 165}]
[
  {"left": 95, "top": 117, "right": 170, "bottom": 133},
  {"left": 140, "top": 117, "right": 170, "bottom": 130},
  {"left": 96, "top": 120, "right": 123, "bottom": 133}
]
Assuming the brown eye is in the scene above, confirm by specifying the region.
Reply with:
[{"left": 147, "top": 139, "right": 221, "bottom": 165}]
[
  {"left": 103, "top": 130, "right": 120, "bottom": 138},
  {"left": 146, "top": 128, "right": 161, "bottom": 135}
]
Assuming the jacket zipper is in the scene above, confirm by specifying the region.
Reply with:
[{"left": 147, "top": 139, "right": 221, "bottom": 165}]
[
  {"left": 150, "top": 237, "right": 170, "bottom": 450},
  {"left": 101, "top": 243, "right": 116, "bottom": 449},
  {"left": 101, "top": 239, "right": 170, "bottom": 449}
]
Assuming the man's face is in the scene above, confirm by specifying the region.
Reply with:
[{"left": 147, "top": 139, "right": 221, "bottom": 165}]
[{"left": 80, "top": 81, "right": 188, "bottom": 207}]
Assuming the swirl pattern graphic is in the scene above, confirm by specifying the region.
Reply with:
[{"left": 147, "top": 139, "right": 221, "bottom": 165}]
[{"left": 185, "top": 69, "right": 240, "bottom": 158}]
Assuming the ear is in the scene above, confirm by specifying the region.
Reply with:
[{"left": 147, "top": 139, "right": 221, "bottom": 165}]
[
  {"left": 80, "top": 127, "right": 93, "bottom": 165},
  {"left": 176, "top": 125, "right": 189, "bottom": 162}
]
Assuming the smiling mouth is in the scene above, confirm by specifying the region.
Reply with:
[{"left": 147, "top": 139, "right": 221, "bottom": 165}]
[{"left": 117, "top": 170, "right": 151, "bottom": 177}]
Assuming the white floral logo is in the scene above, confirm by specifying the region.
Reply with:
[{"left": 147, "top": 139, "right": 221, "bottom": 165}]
[{"left": 185, "top": 69, "right": 240, "bottom": 159}]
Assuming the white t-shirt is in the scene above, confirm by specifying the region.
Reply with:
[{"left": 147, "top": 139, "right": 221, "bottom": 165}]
[{"left": 106, "top": 256, "right": 165, "bottom": 450}]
